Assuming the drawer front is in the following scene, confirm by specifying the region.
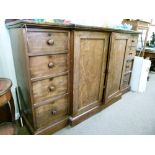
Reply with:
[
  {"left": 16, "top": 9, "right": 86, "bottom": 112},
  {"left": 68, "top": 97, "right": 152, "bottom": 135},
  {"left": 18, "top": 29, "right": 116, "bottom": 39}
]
[
  {"left": 27, "top": 31, "right": 69, "bottom": 53},
  {"left": 122, "top": 73, "right": 131, "bottom": 88},
  {"left": 125, "top": 60, "right": 133, "bottom": 72},
  {"left": 129, "top": 36, "right": 138, "bottom": 47},
  {"left": 127, "top": 47, "right": 136, "bottom": 59},
  {"left": 29, "top": 54, "right": 68, "bottom": 78},
  {"left": 122, "top": 81, "right": 129, "bottom": 88},
  {"left": 35, "top": 96, "right": 69, "bottom": 128},
  {"left": 32, "top": 75, "right": 68, "bottom": 103}
]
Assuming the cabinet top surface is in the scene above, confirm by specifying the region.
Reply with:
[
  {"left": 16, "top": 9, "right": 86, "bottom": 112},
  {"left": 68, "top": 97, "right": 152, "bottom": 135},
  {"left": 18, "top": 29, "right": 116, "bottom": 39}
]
[{"left": 5, "top": 19, "right": 140, "bottom": 34}]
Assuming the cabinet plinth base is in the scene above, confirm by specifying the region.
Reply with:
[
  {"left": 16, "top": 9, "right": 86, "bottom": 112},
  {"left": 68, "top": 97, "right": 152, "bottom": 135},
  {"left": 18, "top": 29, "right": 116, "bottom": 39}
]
[{"left": 22, "top": 113, "right": 68, "bottom": 135}]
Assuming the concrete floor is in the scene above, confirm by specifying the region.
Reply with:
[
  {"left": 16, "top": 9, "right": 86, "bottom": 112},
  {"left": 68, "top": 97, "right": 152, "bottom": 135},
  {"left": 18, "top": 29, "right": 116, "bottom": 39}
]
[{"left": 54, "top": 73, "right": 155, "bottom": 135}]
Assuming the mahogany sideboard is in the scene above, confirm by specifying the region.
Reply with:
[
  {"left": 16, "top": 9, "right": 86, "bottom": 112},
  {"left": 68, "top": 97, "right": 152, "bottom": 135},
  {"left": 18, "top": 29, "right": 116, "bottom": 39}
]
[{"left": 6, "top": 20, "right": 139, "bottom": 134}]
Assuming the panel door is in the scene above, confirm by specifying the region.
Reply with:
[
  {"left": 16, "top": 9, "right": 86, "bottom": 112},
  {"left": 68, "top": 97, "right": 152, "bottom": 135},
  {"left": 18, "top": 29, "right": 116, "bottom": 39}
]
[
  {"left": 105, "top": 33, "right": 130, "bottom": 103},
  {"left": 73, "top": 31, "right": 110, "bottom": 115}
]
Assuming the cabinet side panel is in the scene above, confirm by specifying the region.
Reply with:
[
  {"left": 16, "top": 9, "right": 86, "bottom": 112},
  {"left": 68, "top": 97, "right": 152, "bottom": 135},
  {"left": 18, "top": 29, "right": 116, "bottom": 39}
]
[{"left": 9, "top": 28, "right": 34, "bottom": 127}]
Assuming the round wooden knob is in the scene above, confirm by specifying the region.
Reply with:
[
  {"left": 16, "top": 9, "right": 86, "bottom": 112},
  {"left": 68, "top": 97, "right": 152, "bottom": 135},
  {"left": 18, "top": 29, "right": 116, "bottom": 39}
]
[
  {"left": 48, "top": 85, "right": 55, "bottom": 92},
  {"left": 48, "top": 62, "right": 54, "bottom": 68},
  {"left": 51, "top": 110, "right": 57, "bottom": 115},
  {"left": 131, "top": 40, "right": 135, "bottom": 42},
  {"left": 49, "top": 77, "right": 54, "bottom": 81},
  {"left": 47, "top": 39, "right": 54, "bottom": 45},
  {"left": 129, "top": 53, "right": 133, "bottom": 55}
]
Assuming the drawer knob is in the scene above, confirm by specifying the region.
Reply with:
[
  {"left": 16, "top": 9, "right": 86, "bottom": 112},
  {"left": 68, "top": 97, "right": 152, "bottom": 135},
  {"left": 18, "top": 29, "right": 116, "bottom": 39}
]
[
  {"left": 131, "top": 40, "right": 135, "bottom": 42},
  {"left": 47, "top": 39, "right": 54, "bottom": 45},
  {"left": 48, "top": 85, "right": 55, "bottom": 91},
  {"left": 51, "top": 110, "right": 57, "bottom": 115},
  {"left": 48, "top": 33, "right": 52, "bottom": 36},
  {"left": 49, "top": 77, "right": 54, "bottom": 81},
  {"left": 48, "top": 62, "right": 54, "bottom": 68}
]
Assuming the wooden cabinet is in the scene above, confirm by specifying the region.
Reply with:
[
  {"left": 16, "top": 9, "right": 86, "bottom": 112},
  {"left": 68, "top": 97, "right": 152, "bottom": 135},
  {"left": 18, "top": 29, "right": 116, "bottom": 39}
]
[
  {"left": 6, "top": 20, "right": 139, "bottom": 134},
  {"left": 72, "top": 31, "right": 109, "bottom": 124}
]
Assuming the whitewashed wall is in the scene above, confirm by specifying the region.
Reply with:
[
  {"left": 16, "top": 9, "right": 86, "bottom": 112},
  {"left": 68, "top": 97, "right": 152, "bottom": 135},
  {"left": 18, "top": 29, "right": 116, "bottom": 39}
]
[{"left": 0, "top": 19, "right": 19, "bottom": 119}]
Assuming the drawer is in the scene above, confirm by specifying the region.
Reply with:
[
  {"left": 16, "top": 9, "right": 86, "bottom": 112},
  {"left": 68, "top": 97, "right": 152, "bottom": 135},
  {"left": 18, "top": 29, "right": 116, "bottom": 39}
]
[
  {"left": 35, "top": 96, "right": 69, "bottom": 128},
  {"left": 122, "top": 81, "right": 129, "bottom": 89},
  {"left": 127, "top": 47, "right": 136, "bottom": 59},
  {"left": 125, "top": 60, "right": 133, "bottom": 72},
  {"left": 29, "top": 54, "right": 68, "bottom": 79},
  {"left": 32, "top": 75, "right": 68, "bottom": 103},
  {"left": 122, "top": 73, "right": 131, "bottom": 88},
  {"left": 123, "top": 73, "right": 131, "bottom": 82},
  {"left": 27, "top": 31, "right": 69, "bottom": 53},
  {"left": 129, "top": 36, "right": 138, "bottom": 47}
]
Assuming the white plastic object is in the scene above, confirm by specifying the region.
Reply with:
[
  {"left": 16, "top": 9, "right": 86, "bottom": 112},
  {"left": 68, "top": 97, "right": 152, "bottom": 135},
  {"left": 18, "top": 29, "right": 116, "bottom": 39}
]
[{"left": 130, "top": 56, "right": 151, "bottom": 93}]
